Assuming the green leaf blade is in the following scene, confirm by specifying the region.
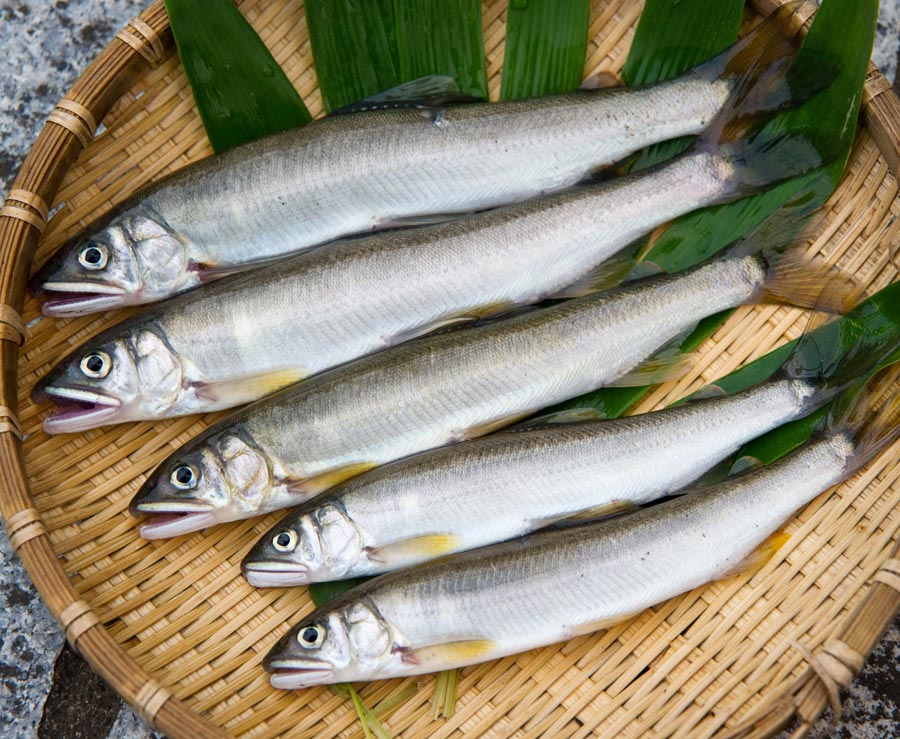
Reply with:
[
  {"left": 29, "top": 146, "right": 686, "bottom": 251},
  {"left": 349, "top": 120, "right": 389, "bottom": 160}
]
[
  {"left": 164, "top": 0, "right": 311, "bottom": 152},
  {"left": 305, "top": 0, "right": 401, "bottom": 113},
  {"left": 501, "top": 0, "right": 590, "bottom": 101},
  {"left": 394, "top": 0, "right": 489, "bottom": 99}
]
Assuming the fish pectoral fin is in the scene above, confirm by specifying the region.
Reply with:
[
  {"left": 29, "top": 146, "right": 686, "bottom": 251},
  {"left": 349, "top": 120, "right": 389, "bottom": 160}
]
[
  {"left": 552, "top": 245, "right": 645, "bottom": 299},
  {"left": 194, "top": 368, "right": 308, "bottom": 405},
  {"left": 401, "top": 639, "right": 497, "bottom": 668},
  {"left": 722, "top": 531, "right": 791, "bottom": 578},
  {"left": 330, "top": 74, "right": 483, "bottom": 115},
  {"left": 456, "top": 412, "right": 535, "bottom": 441},
  {"left": 607, "top": 346, "right": 697, "bottom": 388},
  {"left": 511, "top": 406, "right": 607, "bottom": 431},
  {"left": 285, "top": 462, "right": 379, "bottom": 497},
  {"left": 366, "top": 533, "right": 462, "bottom": 566}
]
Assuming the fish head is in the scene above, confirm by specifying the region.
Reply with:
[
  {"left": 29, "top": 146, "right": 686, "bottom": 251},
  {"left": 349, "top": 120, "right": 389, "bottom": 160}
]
[
  {"left": 34, "top": 328, "right": 186, "bottom": 433},
  {"left": 265, "top": 601, "right": 396, "bottom": 688},
  {"left": 242, "top": 503, "right": 364, "bottom": 586},
  {"left": 130, "top": 431, "right": 277, "bottom": 538},
  {"left": 32, "top": 210, "right": 196, "bottom": 316}
]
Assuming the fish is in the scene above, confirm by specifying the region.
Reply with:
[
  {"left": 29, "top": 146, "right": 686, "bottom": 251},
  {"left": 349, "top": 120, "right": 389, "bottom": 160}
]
[
  {"left": 262, "top": 383, "right": 900, "bottom": 687},
  {"left": 129, "top": 236, "right": 854, "bottom": 539},
  {"left": 32, "top": 3, "right": 815, "bottom": 315},
  {"left": 241, "top": 316, "right": 893, "bottom": 586},
  {"left": 33, "top": 60, "right": 828, "bottom": 433}
]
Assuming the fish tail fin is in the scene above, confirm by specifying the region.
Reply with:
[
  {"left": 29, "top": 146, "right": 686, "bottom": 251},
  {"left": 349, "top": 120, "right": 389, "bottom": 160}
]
[
  {"left": 776, "top": 306, "right": 900, "bottom": 412},
  {"left": 829, "top": 369, "right": 900, "bottom": 474},
  {"left": 689, "top": 3, "right": 840, "bottom": 197}
]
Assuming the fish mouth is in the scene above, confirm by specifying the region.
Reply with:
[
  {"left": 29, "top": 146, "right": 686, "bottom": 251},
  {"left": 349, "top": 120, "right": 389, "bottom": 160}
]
[
  {"left": 40, "top": 282, "right": 128, "bottom": 317},
  {"left": 38, "top": 386, "right": 122, "bottom": 434},
  {"left": 130, "top": 500, "right": 218, "bottom": 540},
  {"left": 242, "top": 560, "right": 311, "bottom": 587},
  {"left": 266, "top": 659, "right": 335, "bottom": 689}
]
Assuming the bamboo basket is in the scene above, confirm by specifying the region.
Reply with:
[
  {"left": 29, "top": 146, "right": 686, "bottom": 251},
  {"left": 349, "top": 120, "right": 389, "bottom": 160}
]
[{"left": 3, "top": 0, "right": 900, "bottom": 737}]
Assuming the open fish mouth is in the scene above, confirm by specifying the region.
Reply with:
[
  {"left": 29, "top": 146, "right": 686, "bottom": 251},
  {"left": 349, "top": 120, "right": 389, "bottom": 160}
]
[
  {"left": 40, "top": 282, "right": 128, "bottom": 317},
  {"left": 242, "top": 560, "right": 311, "bottom": 587},
  {"left": 38, "top": 386, "right": 122, "bottom": 434},
  {"left": 266, "top": 658, "right": 335, "bottom": 689},
  {"left": 130, "top": 500, "right": 219, "bottom": 540}
]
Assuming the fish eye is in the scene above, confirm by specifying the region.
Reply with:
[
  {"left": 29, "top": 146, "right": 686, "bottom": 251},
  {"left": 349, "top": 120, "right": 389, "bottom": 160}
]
[
  {"left": 79, "top": 351, "right": 111, "bottom": 379},
  {"left": 170, "top": 464, "right": 197, "bottom": 490},
  {"left": 297, "top": 625, "right": 324, "bottom": 649},
  {"left": 78, "top": 244, "right": 108, "bottom": 270},
  {"left": 273, "top": 529, "right": 298, "bottom": 553}
]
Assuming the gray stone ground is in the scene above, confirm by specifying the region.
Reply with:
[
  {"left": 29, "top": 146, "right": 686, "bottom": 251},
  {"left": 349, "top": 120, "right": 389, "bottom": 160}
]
[{"left": 1, "top": 2, "right": 900, "bottom": 738}]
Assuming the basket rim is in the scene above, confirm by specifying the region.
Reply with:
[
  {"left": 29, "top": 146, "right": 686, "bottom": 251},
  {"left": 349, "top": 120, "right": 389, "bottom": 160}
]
[{"left": 1, "top": 1, "right": 899, "bottom": 738}]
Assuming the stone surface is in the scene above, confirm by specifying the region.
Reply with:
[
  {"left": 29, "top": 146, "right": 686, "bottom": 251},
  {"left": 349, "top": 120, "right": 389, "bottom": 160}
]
[{"left": 1, "top": 2, "right": 900, "bottom": 739}]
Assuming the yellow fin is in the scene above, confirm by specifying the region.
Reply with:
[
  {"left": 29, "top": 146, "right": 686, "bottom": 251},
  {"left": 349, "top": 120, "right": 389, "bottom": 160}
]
[
  {"left": 288, "top": 462, "right": 379, "bottom": 496},
  {"left": 723, "top": 531, "right": 791, "bottom": 578},
  {"left": 367, "top": 533, "right": 463, "bottom": 566},
  {"left": 195, "top": 368, "right": 307, "bottom": 405},
  {"left": 404, "top": 640, "right": 497, "bottom": 668},
  {"left": 553, "top": 249, "right": 640, "bottom": 299}
]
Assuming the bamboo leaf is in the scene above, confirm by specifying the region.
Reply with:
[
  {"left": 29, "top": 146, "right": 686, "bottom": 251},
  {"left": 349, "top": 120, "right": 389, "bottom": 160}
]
[
  {"left": 305, "top": 0, "right": 401, "bottom": 113},
  {"left": 309, "top": 577, "right": 370, "bottom": 607},
  {"left": 501, "top": 0, "right": 590, "bottom": 100},
  {"left": 164, "top": 0, "right": 310, "bottom": 152},
  {"left": 394, "top": 0, "right": 489, "bottom": 99},
  {"left": 555, "top": 0, "right": 876, "bottom": 421}
]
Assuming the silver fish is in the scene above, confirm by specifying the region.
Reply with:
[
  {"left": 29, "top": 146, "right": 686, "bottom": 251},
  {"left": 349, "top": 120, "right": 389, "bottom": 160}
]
[
  {"left": 241, "top": 370, "right": 837, "bottom": 586},
  {"left": 33, "top": 7, "right": 806, "bottom": 314},
  {"left": 34, "top": 139, "right": 769, "bottom": 433},
  {"left": 262, "top": 397, "right": 896, "bottom": 687},
  {"left": 129, "top": 247, "right": 851, "bottom": 538}
]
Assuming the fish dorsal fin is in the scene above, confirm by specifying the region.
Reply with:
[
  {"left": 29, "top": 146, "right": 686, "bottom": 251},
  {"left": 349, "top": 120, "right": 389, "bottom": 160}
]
[
  {"left": 580, "top": 70, "right": 623, "bottom": 90},
  {"left": 400, "top": 639, "right": 497, "bottom": 668},
  {"left": 365, "top": 533, "right": 462, "bottom": 567},
  {"left": 330, "top": 75, "right": 484, "bottom": 115},
  {"left": 510, "top": 406, "right": 607, "bottom": 431},
  {"left": 607, "top": 345, "right": 697, "bottom": 388},
  {"left": 193, "top": 368, "right": 307, "bottom": 406},
  {"left": 722, "top": 531, "right": 791, "bottom": 579}
]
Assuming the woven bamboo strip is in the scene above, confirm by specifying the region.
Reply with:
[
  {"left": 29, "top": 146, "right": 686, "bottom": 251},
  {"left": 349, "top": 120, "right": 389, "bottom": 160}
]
[{"left": 3, "top": 1, "right": 900, "bottom": 737}]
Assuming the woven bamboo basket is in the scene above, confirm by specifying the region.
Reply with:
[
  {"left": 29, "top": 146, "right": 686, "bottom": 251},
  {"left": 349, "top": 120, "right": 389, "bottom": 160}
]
[{"left": 3, "top": 0, "right": 900, "bottom": 737}]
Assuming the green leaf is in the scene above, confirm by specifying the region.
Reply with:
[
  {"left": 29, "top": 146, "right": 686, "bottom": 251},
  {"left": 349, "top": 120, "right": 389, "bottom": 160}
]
[
  {"left": 394, "top": 0, "right": 489, "bottom": 100},
  {"left": 500, "top": 0, "right": 590, "bottom": 100},
  {"left": 309, "top": 577, "right": 370, "bottom": 607},
  {"left": 305, "top": 0, "right": 401, "bottom": 113},
  {"left": 164, "top": 0, "right": 311, "bottom": 152},
  {"left": 554, "top": 0, "right": 876, "bottom": 421}
]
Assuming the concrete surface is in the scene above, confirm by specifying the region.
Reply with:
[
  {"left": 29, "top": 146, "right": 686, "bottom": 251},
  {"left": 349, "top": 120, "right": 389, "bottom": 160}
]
[{"left": 1, "top": 1, "right": 899, "bottom": 738}]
